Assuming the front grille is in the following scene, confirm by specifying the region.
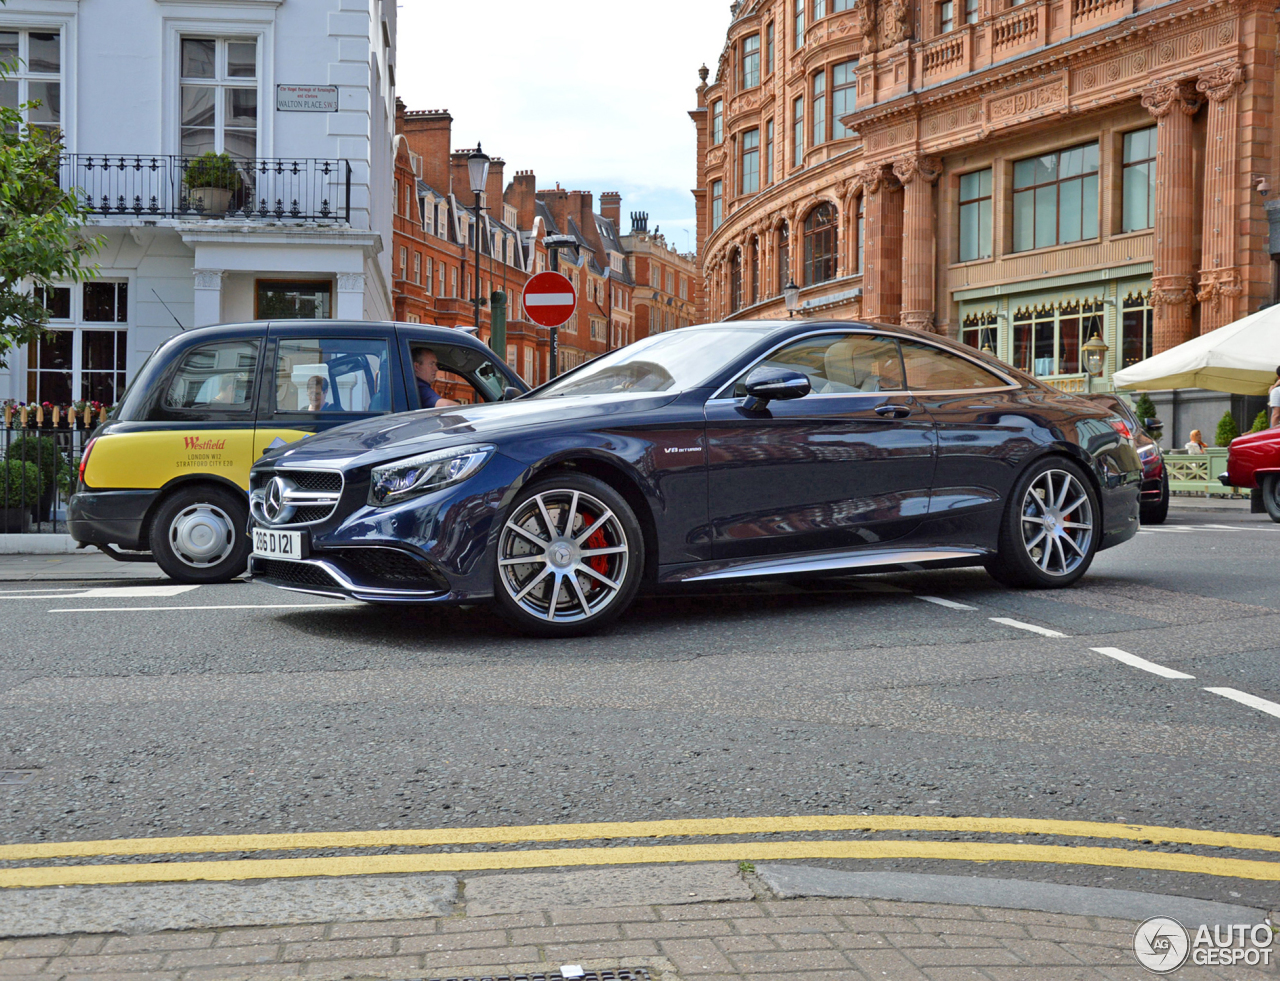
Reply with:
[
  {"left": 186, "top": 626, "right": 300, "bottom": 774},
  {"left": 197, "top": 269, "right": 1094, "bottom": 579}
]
[
  {"left": 290, "top": 505, "right": 335, "bottom": 524},
  {"left": 283, "top": 470, "right": 342, "bottom": 493},
  {"left": 256, "top": 558, "right": 341, "bottom": 590},
  {"left": 333, "top": 547, "right": 449, "bottom": 592}
]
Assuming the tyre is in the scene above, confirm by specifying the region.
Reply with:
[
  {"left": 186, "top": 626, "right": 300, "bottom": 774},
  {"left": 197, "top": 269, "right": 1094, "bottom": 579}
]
[
  {"left": 1139, "top": 473, "right": 1169, "bottom": 525},
  {"left": 149, "top": 485, "right": 250, "bottom": 584},
  {"left": 985, "top": 457, "right": 1100, "bottom": 589},
  {"left": 492, "top": 473, "right": 644, "bottom": 637},
  {"left": 1261, "top": 474, "right": 1280, "bottom": 524}
]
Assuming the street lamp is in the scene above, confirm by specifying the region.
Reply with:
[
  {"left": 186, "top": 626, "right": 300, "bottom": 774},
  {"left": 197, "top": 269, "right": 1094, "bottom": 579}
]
[
  {"left": 782, "top": 278, "right": 801, "bottom": 317},
  {"left": 1082, "top": 331, "right": 1109, "bottom": 378},
  {"left": 467, "top": 144, "right": 490, "bottom": 333}
]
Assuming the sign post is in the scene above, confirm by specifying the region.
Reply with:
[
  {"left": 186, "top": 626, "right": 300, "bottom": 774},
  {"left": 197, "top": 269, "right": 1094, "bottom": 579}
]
[{"left": 522, "top": 269, "right": 577, "bottom": 381}]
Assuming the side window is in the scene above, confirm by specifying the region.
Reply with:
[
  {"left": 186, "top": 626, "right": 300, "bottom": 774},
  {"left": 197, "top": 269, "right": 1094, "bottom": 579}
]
[
  {"left": 733, "top": 333, "right": 904, "bottom": 396},
  {"left": 898, "top": 339, "right": 1008, "bottom": 391},
  {"left": 408, "top": 343, "right": 507, "bottom": 407},
  {"left": 163, "top": 339, "right": 259, "bottom": 410},
  {"left": 273, "top": 337, "right": 391, "bottom": 414}
]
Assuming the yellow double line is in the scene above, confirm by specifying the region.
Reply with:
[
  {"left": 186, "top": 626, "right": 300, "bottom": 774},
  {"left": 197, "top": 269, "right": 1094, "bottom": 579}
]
[{"left": 4, "top": 815, "right": 1279, "bottom": 888}]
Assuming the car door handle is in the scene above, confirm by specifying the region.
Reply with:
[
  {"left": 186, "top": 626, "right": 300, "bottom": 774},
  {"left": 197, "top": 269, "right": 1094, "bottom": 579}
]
[{"left": 874, "top": 404, "right": 912, "bottom": 418}]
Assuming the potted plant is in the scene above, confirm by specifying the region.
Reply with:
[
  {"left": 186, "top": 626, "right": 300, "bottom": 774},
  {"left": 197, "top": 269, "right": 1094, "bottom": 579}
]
[
  {"left": 184, "top": 152, "right": 243, "bottom": 216},
  {"left": 0, "top": 459, "right": 39, "bottom": 533},
  {"left": 7, "top": 433, "right": 62, "bottom": 523}
]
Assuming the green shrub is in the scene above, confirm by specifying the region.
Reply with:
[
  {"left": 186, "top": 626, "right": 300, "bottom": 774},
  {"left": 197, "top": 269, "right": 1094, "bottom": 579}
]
[
  {"left": 0, "top": 459, "right": 39, "bottom": 507},
  {"left": 6, "top": 434, "right": 61, "bottom": 487},
  {"left": 1132, "top": 392, "right": 1158, "bottom": 425},
  {"left": 1251, "top": 410, "right": 1270, "bottom": 433},
  {"left": 1215, "top": 410, "right": 1240, "bottom": 447},
  {"left": 184, "top": 152, "right": 243, "bottom": 191}
]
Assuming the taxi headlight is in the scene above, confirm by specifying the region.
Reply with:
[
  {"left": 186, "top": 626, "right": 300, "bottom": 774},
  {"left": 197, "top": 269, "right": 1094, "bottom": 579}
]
[{"left": 368, "top": 444, "right": 495, "bottom": 507}]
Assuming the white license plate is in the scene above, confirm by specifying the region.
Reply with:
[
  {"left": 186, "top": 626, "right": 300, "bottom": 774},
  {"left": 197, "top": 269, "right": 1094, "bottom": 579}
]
[{"left": 252, "top": 528, "right": 304, "bottom": 559}]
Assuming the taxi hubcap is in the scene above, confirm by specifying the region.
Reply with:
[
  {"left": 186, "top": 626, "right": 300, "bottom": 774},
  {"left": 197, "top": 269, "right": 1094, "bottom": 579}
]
[{"left": 170, "top": 503, "right": 236, "bottom": 568}]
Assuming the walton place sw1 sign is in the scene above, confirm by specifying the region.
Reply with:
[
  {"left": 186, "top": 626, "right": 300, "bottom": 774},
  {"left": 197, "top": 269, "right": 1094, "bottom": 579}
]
[{"left": 276, "top": 85, "right": 339, "bottom": 112}]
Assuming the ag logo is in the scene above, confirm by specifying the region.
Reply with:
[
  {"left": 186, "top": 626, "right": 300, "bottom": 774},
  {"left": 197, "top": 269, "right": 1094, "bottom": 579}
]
[{"left": 1134, "top": 916, "right": 1189, "bottom": 973}]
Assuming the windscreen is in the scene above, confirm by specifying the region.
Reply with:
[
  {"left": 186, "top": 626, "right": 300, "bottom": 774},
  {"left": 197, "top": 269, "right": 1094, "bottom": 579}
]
[{"left": 532, "top": 328, "right": 766, "bottom": 399}]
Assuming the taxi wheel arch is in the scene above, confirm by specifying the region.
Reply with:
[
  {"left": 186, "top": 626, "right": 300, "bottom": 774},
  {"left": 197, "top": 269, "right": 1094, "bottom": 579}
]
[{"left": 148, "top": 480, "right": 250, "bottom": 584}]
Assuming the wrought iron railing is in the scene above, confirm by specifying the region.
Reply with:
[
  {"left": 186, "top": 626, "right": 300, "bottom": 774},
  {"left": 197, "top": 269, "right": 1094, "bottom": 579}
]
[
  {"left": 0, "top": 405, "right": 106, "bottom": 534},
  {"left": 59, "top": 155, "right": 352, "bottom": 222}
]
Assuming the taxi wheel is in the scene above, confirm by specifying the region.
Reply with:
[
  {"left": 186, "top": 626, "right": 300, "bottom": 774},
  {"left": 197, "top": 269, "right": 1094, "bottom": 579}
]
[{"left": 150, "top": 486, "right": 250, "bottom": 584}]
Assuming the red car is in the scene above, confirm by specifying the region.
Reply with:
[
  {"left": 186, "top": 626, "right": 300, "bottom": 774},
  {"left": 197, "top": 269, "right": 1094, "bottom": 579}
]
[
  {"left": 1082, "top": 394, "right": 1168, "bottom": 524},
  {"left": 1224, "top": 428, "right": 1280, "bottom": 520}
]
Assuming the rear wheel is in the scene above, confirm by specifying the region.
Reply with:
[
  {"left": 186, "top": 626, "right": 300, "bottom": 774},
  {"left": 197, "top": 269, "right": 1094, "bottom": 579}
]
[
  {"left": 985, "top": 458, "right": 1099, "bottom": 589},
  {"left": 492, "top": 474, "right": 643, "bottom": 637},
  {"left": 1261, "top": 474, "right": 1280, "bottom": 523},
  {"left": 1139, "top": 473, "right": 1169, "bottom": 525},
  {"left": 150, "top": 486, "right": 250, "bottom": 584}
]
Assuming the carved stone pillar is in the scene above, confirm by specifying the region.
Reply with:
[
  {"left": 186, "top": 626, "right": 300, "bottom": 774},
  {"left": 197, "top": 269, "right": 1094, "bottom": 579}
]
[
  {"left": 1141, "top": 79, "right": 1203, "bottom": 352},
  {"left": 859, "top": 163, "right": 904, "bottom": 323},
  {"left": 1196, "top": 64, "right": 1246, "bottom": 332},
  {"left": 893, "top": 154, "right": 942, "bottom": 332}
]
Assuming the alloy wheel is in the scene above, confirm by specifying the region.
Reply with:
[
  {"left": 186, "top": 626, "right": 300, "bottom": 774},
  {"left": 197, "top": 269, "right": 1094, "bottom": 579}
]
[
  {"left": 498, "top": 488, "right": 630, "bottom": 623},
  {"left": 168, "top": 502, "right": 237, "bottom": 569},
  {"left": 1018, "top": 468, "right": 1094, "bottom": 577}
]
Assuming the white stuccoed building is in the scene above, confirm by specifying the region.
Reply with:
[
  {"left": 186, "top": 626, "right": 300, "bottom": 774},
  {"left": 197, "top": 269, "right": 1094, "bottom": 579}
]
[{"left": 0, "top": 0, "right": 396, "bottom": 406}]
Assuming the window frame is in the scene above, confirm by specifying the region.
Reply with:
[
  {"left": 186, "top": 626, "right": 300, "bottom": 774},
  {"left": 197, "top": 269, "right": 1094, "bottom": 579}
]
[
  {"left": 156, "top": 335, "right": 263, "bottom": 421},
  {"left": 958, "top": 168, "right": 993, "bottom": 262},
  {"left": 812, "top": 70, "right": 826, "bottom": 147},
  {"left": 764, "top": 118, "right": 775, "bottom": 185},
  {"left": 269, "top": 335, "right": 394, "bottom": 417},
  {"left": 792, "top": 95, "right": 804, "bottom": 167},
  {"left": 178, "top": 34, "right": 261, "bottom": 160},
  {"left": 832, "top": 60, "right": 857, "bottom": 140},
  {"left": 254, "top": 279, "right": 333, "bottom": 320},
  {"left": 765, "top": 22, "right": 775, "bottom": 75},
  {"left": 803, "top": 202, "right": 838, "bottom": 286},
  {"left": 740, "top": 127, "right": 761, "bottom": 195},
  {"left": 741, "top": 33, "right": 761, "bottom": 89},
  {"left": 711, "top": 99, "right": 724, "bottom": 143},
  {"left": 0, "top": 27, "right": 63, "bottom": 136},
  {"left": 1120, "top": 126, "right": 1157, "bottom": 234},
  {"left": 711, "top": 179, "right": 724, "bottom": 230},
  {"left": 1012, "top": 141, "right": 1100, "bottom": 253},
  {"left": 794, "top": 0, "right": 805, "bottom": 49},
  {"left": 26, "top": 280, "right": 130, "bottom": 406}
]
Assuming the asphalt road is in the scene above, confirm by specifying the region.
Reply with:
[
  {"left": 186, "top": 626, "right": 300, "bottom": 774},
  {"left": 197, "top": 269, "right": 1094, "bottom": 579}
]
[{"left": 2, "top": 509, "right": 1278, "bottom": 910}]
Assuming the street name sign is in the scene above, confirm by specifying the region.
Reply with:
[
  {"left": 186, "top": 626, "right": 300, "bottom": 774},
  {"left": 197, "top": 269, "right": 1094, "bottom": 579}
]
[
  {"left": 523, "top": 271, "right": 576, "bottom": 328},
  {"left": 276, "top": 85, "right": 339, "bottom": 112}
]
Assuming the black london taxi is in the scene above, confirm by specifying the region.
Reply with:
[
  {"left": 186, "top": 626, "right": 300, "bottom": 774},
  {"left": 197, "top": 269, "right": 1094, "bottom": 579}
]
[{"left": 68, "top": 320, "right": 526, "bottom": 583}]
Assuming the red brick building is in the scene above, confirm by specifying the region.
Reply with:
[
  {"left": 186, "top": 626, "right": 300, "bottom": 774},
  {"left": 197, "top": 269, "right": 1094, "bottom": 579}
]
[
  {"left": 392, "top": 102, "right": 636, "bottom": 383},
  {"left": 620, "top": 212, "right": 699, "bottom": 338}
]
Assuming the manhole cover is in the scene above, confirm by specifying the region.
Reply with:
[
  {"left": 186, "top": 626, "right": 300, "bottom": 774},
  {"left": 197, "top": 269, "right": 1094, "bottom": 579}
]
[
  {"left": 0, "top": 770, "right": 37, "bottom": 786},
  {"left": 417, "top": 971, "right": 650, "bottom": 981}
]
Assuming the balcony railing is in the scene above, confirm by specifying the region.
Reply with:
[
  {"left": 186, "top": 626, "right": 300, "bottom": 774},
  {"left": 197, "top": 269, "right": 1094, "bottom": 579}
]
[{"left": 60, "top": 155, "right": 352, "bottom": 222}]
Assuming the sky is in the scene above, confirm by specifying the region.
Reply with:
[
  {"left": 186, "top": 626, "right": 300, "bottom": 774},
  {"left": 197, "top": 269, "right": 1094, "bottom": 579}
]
[{"left": 396, "top": 1, "right": 732, "bottom": 253}]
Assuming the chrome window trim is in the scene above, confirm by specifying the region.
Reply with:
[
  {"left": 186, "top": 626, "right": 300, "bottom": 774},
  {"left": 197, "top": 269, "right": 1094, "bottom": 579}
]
[{"left": 707, "top": 326, "right": 1019, "bottom": 403}]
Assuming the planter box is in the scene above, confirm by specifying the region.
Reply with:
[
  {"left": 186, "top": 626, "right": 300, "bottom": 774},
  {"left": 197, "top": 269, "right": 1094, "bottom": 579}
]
[{"left": 189, "top": 186, "right": 233, "bottom": 215}]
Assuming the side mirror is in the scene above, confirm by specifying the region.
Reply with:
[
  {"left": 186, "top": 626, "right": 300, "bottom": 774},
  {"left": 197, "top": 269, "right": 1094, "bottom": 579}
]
[
  {"left": 742, "top": 366, "right": 811, "bottom": 411},
  {"left": 502, "top": 386, "right": 521, "bottom": 401},
  {"left": 1143, "top": 417, "right": 1163, "bottom": 432}
]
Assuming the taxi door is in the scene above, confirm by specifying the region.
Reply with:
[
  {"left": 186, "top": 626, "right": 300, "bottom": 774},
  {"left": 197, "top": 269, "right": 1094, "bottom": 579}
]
[{"left": 254, "top": 323, "right": 406, "bottom": 455}]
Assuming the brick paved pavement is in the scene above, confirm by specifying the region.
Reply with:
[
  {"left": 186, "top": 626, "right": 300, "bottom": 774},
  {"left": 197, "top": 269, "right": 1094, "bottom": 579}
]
[{"left": 1, "top": 894, "right": 1274, "bottom": 981}]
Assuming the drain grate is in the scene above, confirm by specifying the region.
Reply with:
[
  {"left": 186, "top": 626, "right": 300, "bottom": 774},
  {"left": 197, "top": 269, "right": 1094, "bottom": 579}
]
[
  {"left": 0, "top": 770, "right": 37, "bottom": 786},
  {"left": 417, "top": 971, "right": 650, "bottom": 981}
]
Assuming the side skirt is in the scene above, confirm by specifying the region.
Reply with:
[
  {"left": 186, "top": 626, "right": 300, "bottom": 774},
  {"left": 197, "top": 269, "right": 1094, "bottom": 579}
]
[{"left": 659, "top": 546, "right": 991, "bottom": 584}]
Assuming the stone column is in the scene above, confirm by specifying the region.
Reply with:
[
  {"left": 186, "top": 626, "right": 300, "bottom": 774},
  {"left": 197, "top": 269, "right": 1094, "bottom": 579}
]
[
  {"left": 192, "top": 268, "right": 225, "bottom": 328},
  {"left": 1196, "top": 63, "right": 1247, "bottom": 332},
  {"left": 893, "top": 154, "right": 943, "bottom": 332},
  {"left": 1141, "top": 79, "right": 1203, "bottom": 352},
  {"left": 859, "top": 163, "right": 904, "bottom": 323},
  {"left": 336, "top": 272, "right": 366, "bottom": 320}
]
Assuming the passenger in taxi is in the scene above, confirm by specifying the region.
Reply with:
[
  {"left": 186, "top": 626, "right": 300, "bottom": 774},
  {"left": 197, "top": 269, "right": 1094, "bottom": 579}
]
[
  {"left": 305, "top": 375, "right": 334, "bottom": 412},
  {"left": 411, "top": 347, "right": 459, "bottom": 409}
]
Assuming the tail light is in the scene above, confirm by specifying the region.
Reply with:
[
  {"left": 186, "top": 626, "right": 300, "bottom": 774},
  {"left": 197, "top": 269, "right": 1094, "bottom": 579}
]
[
  {"left": 78, "top": 437, "right": 97, "bottom": 487},
  {"left": 1109, "top": 419, "right": 1133, "bottom": 440}
]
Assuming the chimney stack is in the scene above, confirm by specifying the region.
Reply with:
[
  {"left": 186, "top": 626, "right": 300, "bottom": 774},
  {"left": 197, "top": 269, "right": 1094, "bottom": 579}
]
[
  {"left": 485, "top": 157, "right": 506, "bottom": 217},
  {"left": 599, "top": 191, "right": 622, "bottom": 227},
  {"left": 398, "top": 109, "right": 452, "bottom": 194},
  {"left": 630, "top": 211, "right": 649, "bottom": 234},
  {"left": 507, "top": 170, "right": 537, "bottom": 230}
]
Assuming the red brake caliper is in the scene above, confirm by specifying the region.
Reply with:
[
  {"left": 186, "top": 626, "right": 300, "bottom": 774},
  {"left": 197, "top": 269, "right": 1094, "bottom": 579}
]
[{"left": 581, "top": 511, "right": 610, "bottom": 575}]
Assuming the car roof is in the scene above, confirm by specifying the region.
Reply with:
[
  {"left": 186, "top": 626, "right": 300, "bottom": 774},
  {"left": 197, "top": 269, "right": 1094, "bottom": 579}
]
[{"left": 159, "top": 320, "right": 493, "bottom": 349}]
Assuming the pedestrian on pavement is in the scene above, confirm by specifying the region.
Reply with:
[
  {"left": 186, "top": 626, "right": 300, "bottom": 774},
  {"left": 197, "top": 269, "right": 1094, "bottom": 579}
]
[
  {"left": 1184, "top": 429, "right": 1207, "bottom": 453},
  {"left": 411, "top": 347, "right": 459, "bottom": 410},
  {"left": 1269, "top": 365, "right": 1280, "bottom": 427}
]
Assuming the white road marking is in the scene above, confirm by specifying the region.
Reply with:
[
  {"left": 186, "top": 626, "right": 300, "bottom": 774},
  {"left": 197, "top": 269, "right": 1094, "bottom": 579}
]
[
  {"left": 1090, "top": 646, "right": 1195, "bottom": 680},
  {"left": 1141, "top": 527, "right": 1194, "bottom": 533},
  {"left": 988, "top": 617, "right": 1068, "bottom": 638},
  {"left": 77, "top": 585, "right": 199, "bottom": 598},
  {"left": 48, "top": 603, "right": 344, "bottom": 613},
  {"left": 1204, "top": 687, "right": 1280, "bottom": 720},
  {"left": 918, "top": 595, "right": 978, "bottom": 610}
]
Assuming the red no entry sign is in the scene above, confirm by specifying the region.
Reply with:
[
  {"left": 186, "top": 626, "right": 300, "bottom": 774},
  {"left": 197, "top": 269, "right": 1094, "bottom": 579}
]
[{"left": 523, "top": 271, "right": 577, "bottom": 328}]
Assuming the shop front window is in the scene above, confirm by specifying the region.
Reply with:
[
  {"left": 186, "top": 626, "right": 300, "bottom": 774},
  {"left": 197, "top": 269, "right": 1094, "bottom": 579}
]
[
  {"left": 1121, "top": 290, "right": 1153, "bottom": 368},
  {"left": 1012, "top": 297, "right": 1104, "bottom": 377},
  {"left": 960, "top": 310, "right": 999, "bottom": 355}
]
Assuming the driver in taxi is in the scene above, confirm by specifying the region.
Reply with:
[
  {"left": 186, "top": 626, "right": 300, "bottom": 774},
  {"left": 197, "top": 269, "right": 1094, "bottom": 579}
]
[{"left": 411, "top": 347, "right": 459, "bottom": 409}]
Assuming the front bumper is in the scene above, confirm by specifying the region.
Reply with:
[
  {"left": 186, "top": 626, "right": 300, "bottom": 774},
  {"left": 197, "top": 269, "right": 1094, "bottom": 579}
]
[
  {"left": 67, "top": 488, "right": 160, "bottom": 550},
  {"left": 250, "top": 547, "right": 454, "bottom": 603}
]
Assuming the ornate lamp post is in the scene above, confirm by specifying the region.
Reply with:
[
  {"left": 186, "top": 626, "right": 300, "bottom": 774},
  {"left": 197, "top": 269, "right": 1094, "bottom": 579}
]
[
  {"left": 1082, "top": 331, "right": 1109, "bottom": 392},
  {"left": 782, "top": 279, "right": 801, "bottom": 317},
  {"left": 467, "top": 145, "right": 490, "bottom": 333}
]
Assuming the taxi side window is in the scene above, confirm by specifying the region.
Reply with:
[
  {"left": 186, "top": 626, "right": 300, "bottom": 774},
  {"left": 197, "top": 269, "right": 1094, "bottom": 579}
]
[
  {"left": 163, "top": 339, "right": 259, "bottom": 410},
  {"left": 898, "top": 339, "right": 1008, "bottom": 392},
  {"left": 273, "top": 338, "right": 391, "bottom": 414}
]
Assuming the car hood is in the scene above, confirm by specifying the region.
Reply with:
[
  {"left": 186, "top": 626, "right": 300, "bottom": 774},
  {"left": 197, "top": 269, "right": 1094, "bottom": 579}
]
[{"left": 257, "top": 392, "right": 681, "bottom": 470}]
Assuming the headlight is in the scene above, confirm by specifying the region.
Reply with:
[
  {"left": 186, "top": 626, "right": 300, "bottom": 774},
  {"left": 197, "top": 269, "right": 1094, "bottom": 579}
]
[
  {"left": 1137, "top": 443, "right": 1160, "bottom": 462},
  {"left": 368, "top": 444, "right": 495, "bottom": 507}
]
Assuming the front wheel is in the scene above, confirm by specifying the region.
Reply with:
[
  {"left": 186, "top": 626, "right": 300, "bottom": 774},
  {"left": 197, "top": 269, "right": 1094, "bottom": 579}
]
[
  {"left": 985, "top": 458, "right": 1100, "bottom": 589},
  {"left": 149, "top": 486, "right": 250, "bottom": 584},
  {"left": 1261, "top": 474, "right": 1280, "bottom": 523},
  {"left": 492, "top": 474, "right": 644, "bottom": 637}
]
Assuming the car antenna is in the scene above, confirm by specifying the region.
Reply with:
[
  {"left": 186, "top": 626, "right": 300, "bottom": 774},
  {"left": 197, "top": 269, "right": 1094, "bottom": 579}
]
[{"left": 151, "top": 288, "right": 186, "bottom": 330}]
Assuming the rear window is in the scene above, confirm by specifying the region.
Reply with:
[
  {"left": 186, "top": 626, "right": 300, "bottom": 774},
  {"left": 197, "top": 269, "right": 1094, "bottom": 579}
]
[{"left": 163, "top": 339, "right": 260, "bottom": 410}]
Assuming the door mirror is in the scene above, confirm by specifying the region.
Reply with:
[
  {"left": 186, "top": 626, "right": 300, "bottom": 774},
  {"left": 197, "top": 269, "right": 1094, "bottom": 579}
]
[
  {"left": 742, "top": 366, "right": 811, "bottom": 411},
  {"left": 1143, "top": 417, "right": 1162, "bottom": 432},
  {"left": 502, "top": 386, "right": 521, "bottom": 402}
]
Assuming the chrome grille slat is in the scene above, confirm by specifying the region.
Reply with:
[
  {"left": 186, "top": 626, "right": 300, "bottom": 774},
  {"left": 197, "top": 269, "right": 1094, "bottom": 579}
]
[{"left": 251, "top": 468, "right": 345, "bottom": 527}]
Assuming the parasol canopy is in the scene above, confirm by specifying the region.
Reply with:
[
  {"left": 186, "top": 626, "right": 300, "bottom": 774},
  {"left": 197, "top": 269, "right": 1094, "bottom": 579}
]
[{"left": 1112, "top": 304, "right": 1280, "bottom": 395}]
